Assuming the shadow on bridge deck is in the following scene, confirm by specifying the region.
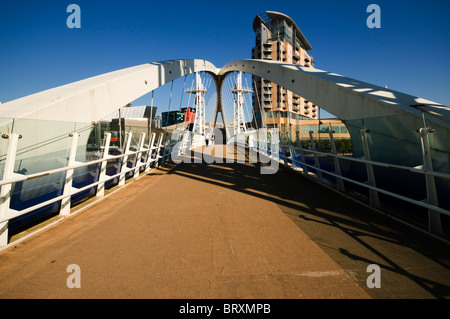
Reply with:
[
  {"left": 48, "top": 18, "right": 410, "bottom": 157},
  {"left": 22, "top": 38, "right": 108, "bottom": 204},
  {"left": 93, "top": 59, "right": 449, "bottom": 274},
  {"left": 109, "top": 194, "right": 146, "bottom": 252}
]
[{"left": 0, "top": 145, "right": 449, "bottom": 299}]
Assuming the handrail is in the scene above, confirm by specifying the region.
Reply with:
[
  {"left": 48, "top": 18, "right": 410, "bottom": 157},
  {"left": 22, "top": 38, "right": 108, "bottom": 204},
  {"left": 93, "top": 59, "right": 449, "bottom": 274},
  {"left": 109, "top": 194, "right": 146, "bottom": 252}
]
[
  {"left": 0, "top": 145, "right": 161, "bottom": 187},
  {"left": 254, "top": 126, "right": 450, "bottom": 237},
  {"left": 0, "top": 140, "right": 180, "bottom": 187},
  {"left": 0, "top": 131, "right": 180, "bottom": 245},
  {"left": 279, "top": 144, "right": 450, "bottom": 180},
  {"left": 276, "top": 147, "right": 450, "bottom": 217}
]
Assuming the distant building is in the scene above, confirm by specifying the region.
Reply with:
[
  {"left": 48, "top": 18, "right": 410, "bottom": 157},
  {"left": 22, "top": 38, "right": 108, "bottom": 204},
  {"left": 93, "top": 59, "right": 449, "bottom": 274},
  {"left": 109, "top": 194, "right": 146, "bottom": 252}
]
[
  {"left": 161, "top": 107, "right": 197, "bottom": 128},
  {"left": 252, "top": 11, "right": 319, "bottom": 139},
  {"left": 296, "top": 118, "right": 352, "bottom": 153},
  {"left": 180, "top": 107, "right": 196, "bottom": 125},
  {"left": 297, "top": 118, "right": 350, "bottom": 140},
  {"left": 161, "top": 110, "right": 185, "bottom": 127},
  {"left": 100, "top": 105, "right": 157, "bottom": 122}
]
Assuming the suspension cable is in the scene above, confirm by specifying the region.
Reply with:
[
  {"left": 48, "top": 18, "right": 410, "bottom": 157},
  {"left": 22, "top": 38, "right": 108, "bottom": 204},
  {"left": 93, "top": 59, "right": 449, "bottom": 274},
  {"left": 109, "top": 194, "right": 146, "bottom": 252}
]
[
  {"left": 244, "top": 73, "right": 258, "bottom": 130},
  {"left": 149, "top": 90, "right": 154, "bottom": 143},
  {"left": 176, "top": 75, "right": 187, "bottom": 130},
  {"left": 164, "top": 79, "right": 174, "bottom": 130},
  {"left": 253, "top": 78, "right": 265, "bottom": 129}
]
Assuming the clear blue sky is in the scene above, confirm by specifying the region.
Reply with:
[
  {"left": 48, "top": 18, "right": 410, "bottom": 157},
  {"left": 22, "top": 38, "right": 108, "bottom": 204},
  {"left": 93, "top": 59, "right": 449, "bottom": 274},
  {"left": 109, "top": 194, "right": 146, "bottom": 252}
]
[{"left": 1, "top": 0, "right": 449, "bottom": 120}]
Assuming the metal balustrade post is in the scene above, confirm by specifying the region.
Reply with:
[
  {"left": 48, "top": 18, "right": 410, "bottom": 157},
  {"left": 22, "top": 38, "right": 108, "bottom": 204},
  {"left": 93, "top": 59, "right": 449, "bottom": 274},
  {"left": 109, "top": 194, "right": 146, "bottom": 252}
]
[
  {"left": 118, "top": 132, "right": 132, "bottom": 186},
  {"left": 60, "top": 133, "right": 79, "bottom": 217},
  {"left": 360, "top": 129, "right": 380, "bottom": 208},
  {"left": 283, "top": 145, "right": 288, "bottom": 166},
  {"left": 259, "top": 130, "right": 265, "bottom": 156},
  {"left": 259, "top": 130, "right": 266, "bottom": 156},
  {"left": 145, "top": 133, "right": 156, "bottom": 172},
  {"left": 260, "top": 132, "right": 267, "bottom": 156},
  {"left": 309, "top": 131, "right": 323, "bottom": 182},
  {"left": 419, "top": 128, "right": 443, "bottom": 235},
  {"left": 282, "top": 132, "right": 289, "bottom": 166},
  {"left": 0, "top": 133, "right": 20, "bottom": 246},
  {"left": 154, "top": 133, "right": 164, "bottom": 168},
  {"left": 134, "top": 133, "right": 146, "bottom": 179},
  {"left": 329, "top": 126, "right": 345, "bottom": 192},
  {"left": 296, "top": 132, "right": 308, "bottom": 176},
  {"left": 96, "top": 132, "right": 111, "bottom": 198}
]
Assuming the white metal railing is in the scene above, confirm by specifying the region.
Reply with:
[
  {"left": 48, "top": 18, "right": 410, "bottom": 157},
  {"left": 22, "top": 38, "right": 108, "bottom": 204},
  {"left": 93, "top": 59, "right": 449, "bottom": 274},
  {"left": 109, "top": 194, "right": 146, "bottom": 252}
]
[
  {"left": 2, "top": 125, "right": 449, "bottom": 245},
  {"left": 254, "top": 127, "right": 450, "bottom": 238},
  {"left": 0, "top": 130, "right": 180, "bottom": 246}
]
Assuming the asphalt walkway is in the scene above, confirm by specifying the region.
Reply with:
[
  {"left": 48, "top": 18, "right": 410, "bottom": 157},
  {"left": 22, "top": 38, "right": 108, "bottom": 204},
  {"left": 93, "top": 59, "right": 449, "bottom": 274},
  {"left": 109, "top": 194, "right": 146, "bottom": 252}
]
[{"left": 0, "top": 145, "right": 449, "bottom": 298}]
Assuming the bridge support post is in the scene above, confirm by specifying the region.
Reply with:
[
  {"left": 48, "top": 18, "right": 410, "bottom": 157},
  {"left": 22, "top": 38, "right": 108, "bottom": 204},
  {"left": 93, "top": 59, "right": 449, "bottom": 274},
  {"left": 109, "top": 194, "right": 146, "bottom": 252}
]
[
  {"left": 145, "top": 133, "right": 156, "bottom": 172},
  {"left": 295, "top": 132, "right": 308, "bottom": 176},
  {"left": 60, "top": 133, "right": 79, "bottom": 217},
  {"left": 96, "top": 132, "right": 111, "bottom": 198},
  {"left": 360, "top": 129, "right": 380, "bottom": 208},
  {"left": 134, "top": 133, "right": 146, "bottom": 179},
  {"left": 309, "top": 131, "right": 323, "bottom": 182},
  {"left": 118, "top": 132, "right": 132, "bottom": 187},
  {"left": 154, "top": 133, "right": 164, "bottom": 168},
  {"left": 419, "top": 128, "right": 443, "bottom": 236},
  {"left": 0, "top": 133, "right": 20, "bottom": 247},
  {"left": 256, "top": 129, "right": 266, "bottom": 157},
  {"left": 160, "top": 134, "right": 168, "bottom": 166},
  {"left": 289, "top": 145, "right": 297, "bottom": 170},
  {"left": 329, "top": 127, "right": 345, "bottom": 192},
  {"left": 286, "top": 131, "right": 297, "bottom": 170},
  {"left": 263, "top": 130, "right": 269, "bottom": 156}
]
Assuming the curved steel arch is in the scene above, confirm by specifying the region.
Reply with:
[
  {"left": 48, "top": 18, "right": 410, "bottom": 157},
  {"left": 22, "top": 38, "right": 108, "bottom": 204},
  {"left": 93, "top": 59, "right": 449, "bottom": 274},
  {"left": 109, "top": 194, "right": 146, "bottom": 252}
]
[
  {"left": 219, "top": 59, "right": 450, "bottom": 126},
  {"left": 0, "top": 59, "right": 219, "bottom": 123},
  {"left": 218, "top": 59, "right": 450, "bottom": 221},
  {"left": 218, "top": 59, "right": 450, "bottom": 191}
]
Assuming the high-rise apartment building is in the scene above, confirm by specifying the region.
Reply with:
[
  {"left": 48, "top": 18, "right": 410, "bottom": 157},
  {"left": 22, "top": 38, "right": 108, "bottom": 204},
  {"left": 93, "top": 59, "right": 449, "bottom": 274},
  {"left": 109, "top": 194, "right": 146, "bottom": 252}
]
[{"left": 251, "top": 11, "right": 318, "bottom": 139}]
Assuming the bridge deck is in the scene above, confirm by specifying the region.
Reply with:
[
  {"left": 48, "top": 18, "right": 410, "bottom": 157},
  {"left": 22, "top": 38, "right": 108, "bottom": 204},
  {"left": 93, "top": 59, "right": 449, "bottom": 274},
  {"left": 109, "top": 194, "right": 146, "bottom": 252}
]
[{"left": 0, "top": 145, "right": 449, "bottom": 298}]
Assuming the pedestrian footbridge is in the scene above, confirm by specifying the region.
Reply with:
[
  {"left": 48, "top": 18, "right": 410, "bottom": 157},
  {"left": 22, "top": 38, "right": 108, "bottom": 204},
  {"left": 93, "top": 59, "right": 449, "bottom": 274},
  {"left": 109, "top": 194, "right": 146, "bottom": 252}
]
[{"left": 0, "top": 59, "right": 449, "bottom": 298}]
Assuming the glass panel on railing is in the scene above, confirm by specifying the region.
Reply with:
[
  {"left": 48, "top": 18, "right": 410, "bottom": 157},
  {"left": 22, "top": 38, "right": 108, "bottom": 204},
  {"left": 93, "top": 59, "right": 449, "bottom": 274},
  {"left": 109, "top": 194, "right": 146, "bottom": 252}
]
[
  {"left": 6, "top": 118, "right": 94, "bottom": 206},
  {"left": 0, "top": 117, "right": 14, "bottom": 181}
]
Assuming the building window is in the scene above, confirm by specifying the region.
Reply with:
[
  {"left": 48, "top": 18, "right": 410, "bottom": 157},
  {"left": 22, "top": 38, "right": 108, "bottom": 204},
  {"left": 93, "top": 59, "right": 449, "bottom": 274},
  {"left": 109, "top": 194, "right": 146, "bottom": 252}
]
[
  {"left": 277, "top": 85, "right": 280, "bottom": 104},
  {"left": 301, "top": 125, "right": 317, "bottom": 133}
]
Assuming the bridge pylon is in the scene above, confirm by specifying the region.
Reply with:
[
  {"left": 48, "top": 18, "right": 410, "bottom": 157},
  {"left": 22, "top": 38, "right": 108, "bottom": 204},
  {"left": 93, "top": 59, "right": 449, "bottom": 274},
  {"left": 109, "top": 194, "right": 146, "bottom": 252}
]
[
  {"left": 185, "top": 72, "right": 207, "bottom": 147},
  {"left": 231, "top": 72, "right": 252, "bottom": 136}
]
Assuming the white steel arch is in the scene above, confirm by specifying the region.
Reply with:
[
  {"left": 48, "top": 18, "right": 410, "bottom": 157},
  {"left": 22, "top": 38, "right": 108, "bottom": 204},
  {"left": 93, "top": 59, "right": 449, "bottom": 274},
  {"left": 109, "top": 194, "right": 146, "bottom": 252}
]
[
  {"left": 218, "top": 59, "right": 450, "bottom": 222},
  {"left": 218, "top": 60, "right": 450, "bottom": 164},
  {"left": 0, "top": 59, "right": 219, "bottom": 123},
  {"left": 219, "top": 59, "right": 450, "bottom": 126}
]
